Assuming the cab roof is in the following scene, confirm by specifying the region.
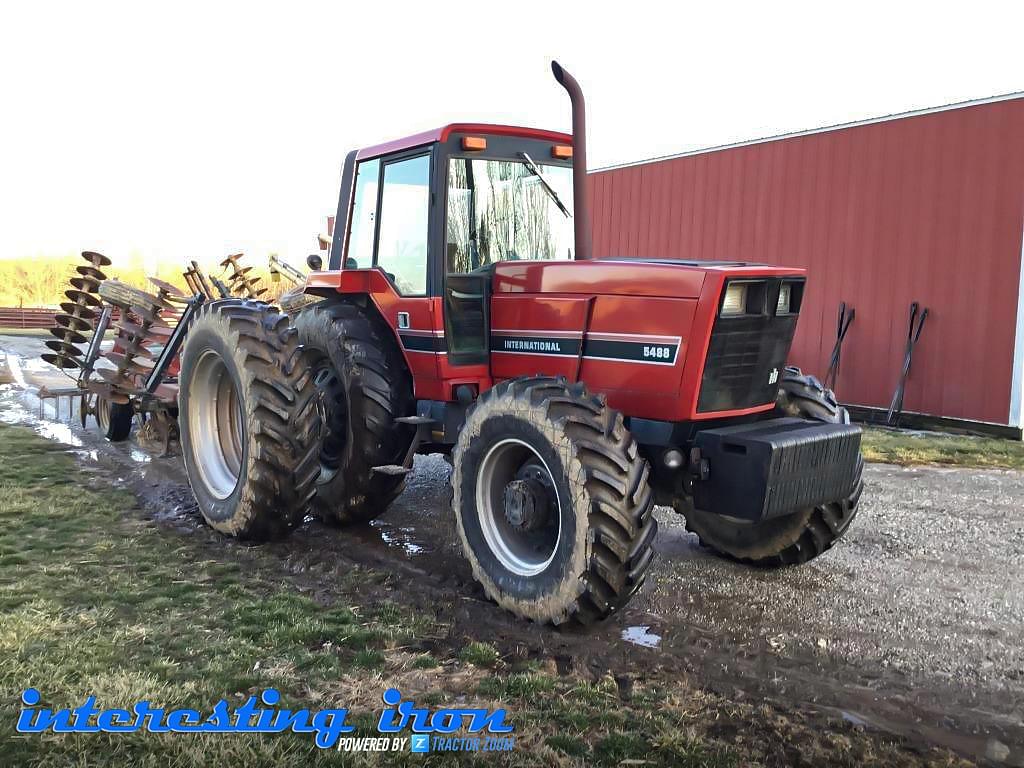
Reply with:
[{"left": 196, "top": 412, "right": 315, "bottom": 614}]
[{"left": 356, "top": 123, "right": 573, "bottom": 161}]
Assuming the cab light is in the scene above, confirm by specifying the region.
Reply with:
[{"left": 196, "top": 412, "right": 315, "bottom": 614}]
[
  {"left": 461, "top": 136, "right": 487, "bottom": 151},
  {"left": 551, "top": 144, "right": 573, "bottom": 159}
]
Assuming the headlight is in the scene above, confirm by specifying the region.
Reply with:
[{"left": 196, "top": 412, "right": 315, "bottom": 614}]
[
  {"left": 721, "top": 283, "right": 749, "bottom": 316},
  {"left": 777, "top": 283, "right": 791, "bottom": 314}
]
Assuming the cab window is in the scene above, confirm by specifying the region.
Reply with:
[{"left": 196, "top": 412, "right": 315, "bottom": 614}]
[
  {"left": 376, "top": 154, "right": 430, "bottom": 295},
  {"left": 345, "top": 158, "right": 379, "bottom": 269},
  {"left": 445, "top": 157, "right": 574, "bottom": 273}
]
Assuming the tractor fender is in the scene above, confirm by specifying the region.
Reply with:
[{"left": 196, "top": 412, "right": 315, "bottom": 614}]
[{"left": 302, "top": 268, "right": 422, "bottom": 378}]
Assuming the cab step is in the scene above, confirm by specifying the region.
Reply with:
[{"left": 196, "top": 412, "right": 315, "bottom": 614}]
[
  {"left": 395, "top": 415, "right": 436, "bottom": 425},
  {"left": 371, "top": 464, "right": 412, "bottom": 477}
]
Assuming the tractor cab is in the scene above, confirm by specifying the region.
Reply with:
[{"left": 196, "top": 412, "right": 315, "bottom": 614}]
[{"left": 318, "top": 124, "right": 576, "bottom": 364}]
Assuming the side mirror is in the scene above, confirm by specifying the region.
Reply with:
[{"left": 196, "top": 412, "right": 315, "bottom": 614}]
[{"left": 306, "top": 254, "right": 323, "bottom": 271}]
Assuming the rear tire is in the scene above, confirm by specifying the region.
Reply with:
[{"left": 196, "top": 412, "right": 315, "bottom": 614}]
[
  {"left": 679, "top": 367, "right": 863, "bottom": 566},
  {"left": 293, "top": 300, "right": 414, "bottom": 524},
  {"left": 453, "top": 377, "right": 657, "bottom": 625},
  {"left": 178, "top": 299, "right": 321, "bottom": 539}
]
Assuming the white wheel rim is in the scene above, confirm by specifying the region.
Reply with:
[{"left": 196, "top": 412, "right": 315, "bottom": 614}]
[
  {"left": 187, "top": 350, "right": 244, "bottom": 500},
  {"left": 475, "top": 438, "right": 561, "bottom": 576},
  {"left": 96, "top": 397, "right": 111, "bottom": 432}
]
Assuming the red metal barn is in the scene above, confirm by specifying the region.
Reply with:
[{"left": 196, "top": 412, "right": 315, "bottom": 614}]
[{"left": 589, "top": 94, "right": 1024, "bottom": 436}]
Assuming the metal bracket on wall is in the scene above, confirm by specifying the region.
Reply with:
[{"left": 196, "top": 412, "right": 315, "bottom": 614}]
[
  {"left": 887, "top": 302, "right": 930, "bottom": 426},
  {"left": 825, "top": 302, "right": 855, "bottom": 392}
]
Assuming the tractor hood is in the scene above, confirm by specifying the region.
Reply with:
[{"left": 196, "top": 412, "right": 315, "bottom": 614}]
[{"left": 492, "top": 258, "right": 803, "bottom": 299}]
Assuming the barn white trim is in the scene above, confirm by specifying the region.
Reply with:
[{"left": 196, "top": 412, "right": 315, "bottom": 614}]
[{"left": 1010, "top": 216, "right": 1024, "bottom": 432}]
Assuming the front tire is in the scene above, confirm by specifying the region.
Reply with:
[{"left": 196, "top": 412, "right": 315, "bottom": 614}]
[
  {"left": 453, "top": 377, "right": 657, "bottom": 625},
  {"left": 680, "top": 367, "right": 862, "bottom": 565},
  {"left": 178, "top": 299, "right": 321, "bottom": 539}
]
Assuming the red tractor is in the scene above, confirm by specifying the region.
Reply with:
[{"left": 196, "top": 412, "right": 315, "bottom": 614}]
[{"left": 177, "top": 62, "right": 863, "bottom": 625}]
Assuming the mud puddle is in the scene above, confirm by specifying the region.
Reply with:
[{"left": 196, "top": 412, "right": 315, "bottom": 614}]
[{"left": 2, "top": 335, "right": 1022, "bottom": 765}]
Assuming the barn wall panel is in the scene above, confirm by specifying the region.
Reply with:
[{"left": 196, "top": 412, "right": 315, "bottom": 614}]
[{"left": 589, "top": 98, "right": 1024, "bottom": 425}]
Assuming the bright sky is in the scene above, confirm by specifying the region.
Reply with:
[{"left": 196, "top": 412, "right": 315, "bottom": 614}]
[{"left": 2, "top": 1, "right": 1021, "bottom": 268}]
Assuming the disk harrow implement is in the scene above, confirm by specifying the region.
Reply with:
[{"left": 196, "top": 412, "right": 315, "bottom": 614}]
[
  {"left": 39, "top": 250, "right": 295, "bottom": 448},
  {"left": 41, "top": 251, "right": 110, "bottom": 371},
  {"left": 220, "top": 253, "right": 266, "bottom": 299},
  {"left": 90, "top": 278, "right": 181, "bottom": 404}
]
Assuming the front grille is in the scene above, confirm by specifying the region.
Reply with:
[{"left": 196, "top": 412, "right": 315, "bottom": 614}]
[{"left": 697, "top": 305, "right": 798, "bottom": 413}]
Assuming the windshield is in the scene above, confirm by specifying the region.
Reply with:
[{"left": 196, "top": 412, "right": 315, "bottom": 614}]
[{"left": 446, "top": 158, "right": 574, "bottom": 273}]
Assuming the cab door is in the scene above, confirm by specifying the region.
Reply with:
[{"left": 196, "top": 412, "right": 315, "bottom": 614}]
[{"left": 369, "top": 151, "right": 441, "bottom": 381}]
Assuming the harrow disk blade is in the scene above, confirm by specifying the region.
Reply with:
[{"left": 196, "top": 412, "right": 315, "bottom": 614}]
[
  {"left": 81, "top": 251, "right": 113, "bottom": 268},
  {"left": 41, "top": 353, "right": 82, "bottom": 370},
  {"left": 86, "top": 381, "right": 132, "bottom": 405},
  {"left": 76, "top": 265, "right": 108, "bottom": 282},
  {"left": 151, "top": 382, "right": 178, "bottom": 401},
  {"left": 154, "top": 309, "right": 182, "bottom": 324},
  {"left": 49, "top": 326, "right": 88, "bottom": 346},
  {"left": 64, "top": 289, "right": 103, "bottom": 308},
  {"left": 45, "top": 339, "right": 84, "bottom": 357},
  {"left": 148, "top": 277, "right": 186, "bottom": 296},
  {"left": 114, "top": 318, "right": 172, "bottom": 340},
  {"left": 96, "top": 366, "right": 139, "bottom": 389},
  {"left": 54, "top": 313, "right": 95, "bottom": 331},
  {"left": 129, "top": 304, "right": 168, "bottom": 327},
  {"left": 219, "top": 253, "right": 245, "bottom": 268},
  {"left": 79, "top": 394, "right": 90, "bottom": 428},
  {"left": 59, "top": 302, "right": 98, "bottom": 320},
  {"left": 144, "top": 324, "right": 174, "bottom": 339},
  {"left": 115, "top": 339, "right": 158, "bottom": 360},
  {"left": 105, "top": 352, "right": 155, "bottom": 374},
  {"left": 69, "top": 276, "right": 103, "bottom": 293}
]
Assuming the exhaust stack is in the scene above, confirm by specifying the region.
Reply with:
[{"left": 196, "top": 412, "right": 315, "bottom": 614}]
[{"left": 551, "top": 61, "right": 592, "bottom": 261}]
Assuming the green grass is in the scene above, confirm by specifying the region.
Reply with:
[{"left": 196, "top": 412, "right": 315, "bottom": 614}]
[
  {"left": 0, "top": 423, "right": 739, "bottom": 767},
  {"left": 0, "top": 327, "right": 50, "bottom": 338},
  {"left": 861, "top": 426, "right": 1024, "bottom": 470},
  {"left": 458, "top": 641, "right": 500, "bottom": 668}
]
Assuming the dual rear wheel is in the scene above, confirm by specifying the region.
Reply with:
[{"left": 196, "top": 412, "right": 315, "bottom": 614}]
[{"left": 178, "top": 300, "right": 321, "bottom": 539}]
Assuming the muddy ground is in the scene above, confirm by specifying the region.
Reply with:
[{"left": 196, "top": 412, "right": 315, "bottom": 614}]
[{"left": 2, "top": 335, "right": 1022, "bottom": 766}]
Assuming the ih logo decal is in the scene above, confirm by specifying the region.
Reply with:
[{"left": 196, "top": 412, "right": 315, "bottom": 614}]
[{"left": 768, "top": 368, "right": 779, "bottom": 385}]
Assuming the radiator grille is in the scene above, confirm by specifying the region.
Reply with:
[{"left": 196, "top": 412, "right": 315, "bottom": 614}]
[{"left": 697, "top": 313, "right": 798, "bottom": 413}]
